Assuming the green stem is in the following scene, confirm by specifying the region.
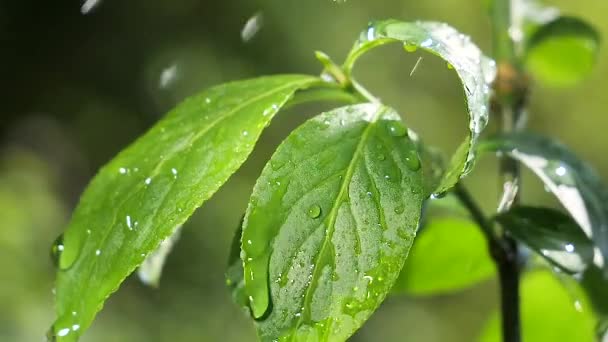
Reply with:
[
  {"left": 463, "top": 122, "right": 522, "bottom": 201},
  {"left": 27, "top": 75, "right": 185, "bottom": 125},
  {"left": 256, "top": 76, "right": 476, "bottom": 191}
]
[{"left": 490, "top": 1, "right": 523, "bottom": 342}]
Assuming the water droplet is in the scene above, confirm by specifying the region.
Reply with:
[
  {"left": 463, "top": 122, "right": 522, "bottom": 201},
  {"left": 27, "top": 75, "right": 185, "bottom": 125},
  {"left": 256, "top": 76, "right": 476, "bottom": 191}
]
[
  {"left": 307, "top": 205, "right": 322, "bottom": 219},
  {"left": 95, "top": 249, "right": 101, "bottom": 256},
  {"left": 420, "top": 38, "right": 433, "bottom": 48},
  {"left": 242, "top": 130, "right": 249, "bottom": 136},
  {"left": 205, "top": 98, "right": 211, "bottom": 104},
  {"left": 394, "top": 206, "right": 405, "bottom": 214},
  {"left": 80, "top": 0, "right": 102, "bottom": 15},
  {"left": 403, "top": 42, "right": 418, "bottom": 52},
  {"left": 366, "top": 191, "right": 372, "bottom": 197},
  {"left": 404, "top": 149, "right": 421, "bottom": 171},
  {"left": 171, "top": 168, "right": 178, "bottom": 178},
  {"left": 126, "top": 215, "right": 133, "bottom": 230},
  {"left": 378, "top": 154, "right": 385, "bottom": 161},
  {"left": 241, "top": 12, "right": 263, "bottom": 42},
  {"left": 565, "top": 243, "right": 575, "bottom": 253},
  {"left": 145, "top": 177, "right": 152, "bottom": 185},
  {"left": 387, "top": 121, "right": 406, "bottom": 137},
  {"left": 119, "top": 167, "right": 127, "bottom": 174},
  {"left": 50, "top": 235, "right": 64, "bottom": 267}
]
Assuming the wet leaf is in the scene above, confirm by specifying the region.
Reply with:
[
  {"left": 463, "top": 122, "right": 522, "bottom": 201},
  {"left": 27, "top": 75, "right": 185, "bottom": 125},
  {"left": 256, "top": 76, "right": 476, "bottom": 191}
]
[
  {"left": 241, "top": 103, "right": 424, "bottom": 340},
  {"left": 495, "top": 206, "right": 595, "bottom": 274},
  {"left": 50, "top": 75, "right": 330, "bottom": 341},
  {"left": 343, "top": 20, "right": 496, "bottom": 195},
  {"left": 479, "top": 270, "right": 596, "bottom": 342},
  {"left": 392, "top": 217, "right": 495, "bottom": 295},
  {"left": 479, "top": 133, "right": 608, "bottom": 275},
  {"left": 524, "top": 16, "right": 600, "bottom": 87}
]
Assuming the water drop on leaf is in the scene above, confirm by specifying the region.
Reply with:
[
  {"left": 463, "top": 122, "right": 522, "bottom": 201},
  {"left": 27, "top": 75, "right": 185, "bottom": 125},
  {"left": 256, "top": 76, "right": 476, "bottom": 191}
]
[
  {"left": 387, "top": 121, "right": 407, "bottom": 137},
  {"left": 307, "top": 205, "right": 322, "bottom": 219}
]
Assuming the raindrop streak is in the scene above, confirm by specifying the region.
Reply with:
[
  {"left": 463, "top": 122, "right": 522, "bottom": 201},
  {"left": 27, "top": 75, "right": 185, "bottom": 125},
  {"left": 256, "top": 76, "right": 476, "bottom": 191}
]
[
  {"left": 241, "top": 12, "right": 263, "bottom": 42},
  {"left": 308, "top": 205, "right": 322, "bottom": 219},
  {"left": 80, "top": 0, "right": 102, "bottom": 15},
  {"left": 159, "top": 64, "right": 178, "bottom": 89},
  {"left": 409, "top": 56, "right": 423, "bottom": 77}
]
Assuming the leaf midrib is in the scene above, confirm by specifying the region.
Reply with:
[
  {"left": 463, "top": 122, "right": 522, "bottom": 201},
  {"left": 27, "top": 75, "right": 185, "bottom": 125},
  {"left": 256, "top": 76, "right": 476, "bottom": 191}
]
[{"left": 291, "top": 105, "right": 387, "bottom": 337}]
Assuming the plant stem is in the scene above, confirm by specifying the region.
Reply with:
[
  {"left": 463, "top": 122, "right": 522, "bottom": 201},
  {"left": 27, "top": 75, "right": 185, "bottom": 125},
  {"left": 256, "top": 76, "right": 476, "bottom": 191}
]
[{"left": 490, "top": 0, "right": 524, "bottom": 342}]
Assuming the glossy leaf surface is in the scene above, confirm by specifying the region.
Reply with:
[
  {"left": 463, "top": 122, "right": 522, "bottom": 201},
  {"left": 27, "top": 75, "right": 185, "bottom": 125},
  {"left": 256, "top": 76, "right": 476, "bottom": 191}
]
[
  {"left": 495, "top": 206, "right": 595, "bottom": 274},
  {"left": 479, "top": 271, "right": 596, "bottom": 342},
  {"left": 393, "top": 218, "right": 495, "bottom": 295},
  {"left": 241, "top": 103, "right": 424, "bottom": 341},
  {"left": 50, "top": 75, "right": 325, "bottom": 341},
  {"left": 344, "top": 20, "right": 496, "bottom": 194},
  {"left": 525, "top": 16, "right": 600, "bottom": 86},
  {"left": 479, "top": 133, "right": 608, "bottom": 274}
]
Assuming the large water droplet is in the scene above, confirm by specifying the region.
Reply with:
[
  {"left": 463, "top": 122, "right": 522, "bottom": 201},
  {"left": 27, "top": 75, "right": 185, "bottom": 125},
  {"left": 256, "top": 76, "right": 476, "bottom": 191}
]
[
  {"left": 308, "top": 205, "right": 322, "bottom": 219},
  {"left": 50, "top": 235, "right": 64, "bottom": 267},
  {"left": 403, "top": 42, "right": 418, "bottom": 52},
  {"left": 387, "top": 121, "right": 406, "bottom": 137},
  {"left": 404, "top": 149, "right": 421, "bottom": 171}
]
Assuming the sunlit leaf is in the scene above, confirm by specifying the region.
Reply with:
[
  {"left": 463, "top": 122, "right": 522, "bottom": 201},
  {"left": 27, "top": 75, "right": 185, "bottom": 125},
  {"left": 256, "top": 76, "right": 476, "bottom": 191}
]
[
  {"left": 479, "top": 133, "right": 608, "bottom": 275},
  {"left": 495, "top": 206, "right": 595, "bottom": 274},
  {"left": 241, "top": 103, "right": 424, "bottom": 340},
  {"left": 524, "top": 16, "right": 600, "bottom": 87},
  {"left": 392, "top": 218, "right": 495, "bottom": 295},
  {"left": 479, "top": 270, "right": 596, "bottom": 342},
  {"left": 343, "top": 20, "right": 496, "bottom": 195},
  {"left": 50, "top": 75, "right": 331, "bottom": 341}
]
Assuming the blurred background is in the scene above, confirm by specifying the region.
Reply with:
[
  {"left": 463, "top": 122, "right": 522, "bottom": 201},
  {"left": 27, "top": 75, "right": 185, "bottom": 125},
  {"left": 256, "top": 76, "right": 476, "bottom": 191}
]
[{"left": 1, "top": 0, "right": 606, "bottom": 341}]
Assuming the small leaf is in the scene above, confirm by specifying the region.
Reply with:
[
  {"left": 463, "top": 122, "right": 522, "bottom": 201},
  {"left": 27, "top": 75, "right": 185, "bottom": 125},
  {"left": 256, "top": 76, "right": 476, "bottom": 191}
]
[
  {"left": 479, "top": 133, "right": 608, "bottom": 275},
  {"left": 241, "top": 103, "right": 424, "bottom": 340},
  {"left": 137, "top": 225, "right": 182, "bottom": 287},
  {"left": 479, "top": 270, "right": 596, "bottom": 342},
  {"left": 495, "top": 206, "right": 595, "bottom": 274},
  {"left": 50, "top": 75, "right": 330, "bottom": 341},
  {"left": 343, "top": 20, "right": 496, "bottom": 195},
  {"left": 392, "top": 218, "right": 495, "bottom": 295},
  {"left": 524, "top": 16, "right": 600, "bottom": 87}
]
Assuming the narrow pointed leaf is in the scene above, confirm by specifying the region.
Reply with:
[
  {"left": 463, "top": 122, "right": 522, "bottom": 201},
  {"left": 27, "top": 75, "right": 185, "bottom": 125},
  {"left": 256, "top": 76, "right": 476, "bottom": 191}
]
[
  {"left": 241, "top": 103, "right": 424, "bottom": 341},
  {"left": 480, "top": 271, "right": 596, "bottom": 342},
  {"left": 392, "top": 218, "right": 495, "bottom": 295},
  {"left": 343, "top": 20, "right": 496, "bottom": 194},
  {"left": 50, "top": 75, "right": 329, "bottom": 341},
  {"left": 525, "top": 16, "right": 600, "bottom": 86},
  {"left": 495, "top": 206, "right": 595, "bottom": 274},
  {"left": 479, "top": 133, "right": 608, "bottom": 275}
]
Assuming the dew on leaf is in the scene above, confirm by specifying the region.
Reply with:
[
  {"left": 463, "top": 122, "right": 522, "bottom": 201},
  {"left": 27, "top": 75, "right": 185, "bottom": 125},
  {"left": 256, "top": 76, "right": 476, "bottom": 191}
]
[{"left": 387, "top": 121, "right": 407, "bottom": 137}]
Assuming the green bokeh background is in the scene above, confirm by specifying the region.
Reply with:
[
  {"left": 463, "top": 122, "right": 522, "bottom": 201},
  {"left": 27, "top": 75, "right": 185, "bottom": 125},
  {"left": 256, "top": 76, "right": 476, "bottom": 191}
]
[{"left": 1, "top": 0, "right": 606, "bottom": 341}]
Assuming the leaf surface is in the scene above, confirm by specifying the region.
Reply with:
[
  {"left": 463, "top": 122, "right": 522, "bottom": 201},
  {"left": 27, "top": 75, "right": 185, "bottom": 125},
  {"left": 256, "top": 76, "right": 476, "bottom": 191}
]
[
  {"left": 393, "top": 218, "right": 495, "bottom": 295},
  {"left": 524, "top": 16, "right": 600, "bottom": 86},
  {"left": 495, "top": 206, "right": 595, "bottom": 274},
  {"left": 241, "top": 103, "right": 424, "bottom": 341},
  {"left": 479, "top": 133, "right": 608, "bottom": 275},
  {"left": 343, "top": 20, "right": 496, "bottom": 194},
  {"left": 50, "top": 75, "right": 326, "bottom": 341}
]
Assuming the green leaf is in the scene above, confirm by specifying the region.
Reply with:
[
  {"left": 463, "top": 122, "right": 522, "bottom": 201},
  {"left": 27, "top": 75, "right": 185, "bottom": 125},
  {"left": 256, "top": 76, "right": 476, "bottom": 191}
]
[
  {"left": 343, "top": 20, "right": 496, "bottom": 195},
  {"left": 49, "top": 75, "right": 328, "bottom": 341},
  {"left": 479, "top": 270, "right": 596, "bottom": 342},
  {"left": 241, "top": 103, "right": 424, "bottom": 341},
  {"left": 479, "top": 133, "right": 608, "bottom": 275},
  {"left": 524, "top": 16, "right": 600, "bottom": 87},
  {"left": 392, "top": 217, "right": 495, "bottom": 295},
  {"left": 495, "top": 206, "right": 595, "bottom": 274},
  {"left": 137, "top": 225, "right": 182, "bottom": 287}
]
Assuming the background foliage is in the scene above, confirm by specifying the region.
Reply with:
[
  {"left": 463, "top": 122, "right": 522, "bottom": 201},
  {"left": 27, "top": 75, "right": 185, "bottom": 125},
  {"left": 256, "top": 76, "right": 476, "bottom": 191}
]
[{"left": 1, "top": 0, "right": 607, "bottom": 341}]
